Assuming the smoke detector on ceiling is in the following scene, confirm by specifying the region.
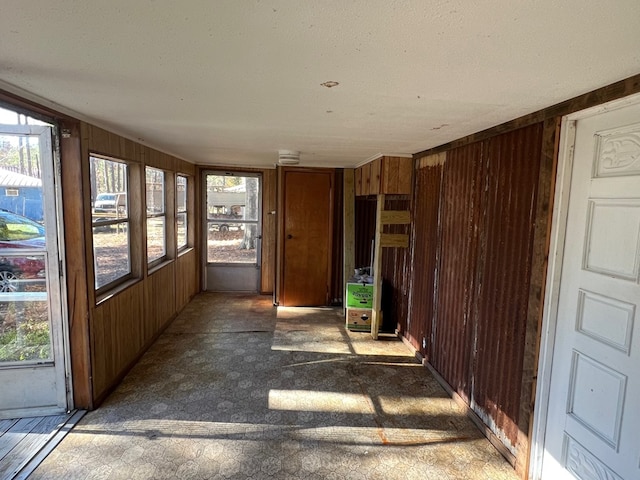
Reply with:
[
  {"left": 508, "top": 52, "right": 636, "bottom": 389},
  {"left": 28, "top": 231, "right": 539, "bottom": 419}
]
[{"left": 278, "top": 150, "right": 300, "bottom": 165}]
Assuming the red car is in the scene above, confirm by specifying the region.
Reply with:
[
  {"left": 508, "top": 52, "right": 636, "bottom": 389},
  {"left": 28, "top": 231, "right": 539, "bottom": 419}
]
[{"left": 0, "top": 210, "right": 47, "bottom": 293}]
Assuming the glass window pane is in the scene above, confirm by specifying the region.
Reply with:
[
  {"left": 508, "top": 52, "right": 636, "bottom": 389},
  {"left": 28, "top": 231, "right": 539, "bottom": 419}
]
[
  {"left": 147, "top": 217, "right": 166, "bottom": 263},
  {"left": 146, "top": 167, "right": 166, "bottom": 263},
  {"left": 0, "top": 127, "right": 52, "bottom": 365},
  {"left": 206, "top": 174, "right": 260, "bottom": 222},
  {"left": 0, "top": 254, "right": 47, "bottom": 293},
  {"left": 90, "top": 156, "right": 130, "bottom": 290},
  {"left": 177, "top": 212, "right": 187, "bottom": 250},
  {"left": 93, "top": 225, "right": 131, "bottom": 289},
  {"left": 146, "top": 167, "right": 165, "bottom": 215},
  {"left": 0, "top": 299, "right": 50, "bottom": 362},
  {"left": 177, "top": 175, "right": 188, "bottom": 251},
  {"left": 176, "top": 175, "right": 187, "bottom": 212},
  {"left": 207, "top": 223, "right": 256, "bottom": 264}
]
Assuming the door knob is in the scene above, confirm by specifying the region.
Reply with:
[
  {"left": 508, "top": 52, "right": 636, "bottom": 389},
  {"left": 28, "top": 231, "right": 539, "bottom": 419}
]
[{"left": 287, "top": 234, "right": 293, "bottom": 239}]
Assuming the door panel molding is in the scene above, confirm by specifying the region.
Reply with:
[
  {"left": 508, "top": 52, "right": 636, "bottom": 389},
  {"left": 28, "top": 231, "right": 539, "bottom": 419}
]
[{"left": 530, "top": 91, "right": 640, "bottom": 479}]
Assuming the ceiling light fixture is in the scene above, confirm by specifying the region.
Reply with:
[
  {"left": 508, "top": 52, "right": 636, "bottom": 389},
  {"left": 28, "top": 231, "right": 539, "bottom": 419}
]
[{"left": 278, "top": 150, "right": 300, "bottom": 165}]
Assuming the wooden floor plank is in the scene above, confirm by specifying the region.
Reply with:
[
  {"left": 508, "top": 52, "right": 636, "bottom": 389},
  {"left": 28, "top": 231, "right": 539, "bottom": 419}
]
[
  {"left": 0, "top": 415, "right": 68, "bottom": 480},
  {"left": 0, "top": 417, "right": 42, "bottom": 460},
  {"left": 13, "top": 410, "right": 85, "bottom": 480},
  {"left": 0, "top": 419, "right": 19, "bottom": 438}
]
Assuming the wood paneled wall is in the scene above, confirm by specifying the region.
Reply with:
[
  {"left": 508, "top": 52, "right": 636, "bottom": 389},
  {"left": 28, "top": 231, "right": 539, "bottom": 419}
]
[
  {"left": 261, "top": 169, "right": 277, "bottom": 294},
  {"left": 74, "top": 123, "right": 200, "bottom": 406},
  {"left": 380, "top": 196, "right": 410, "bottom": 332}
]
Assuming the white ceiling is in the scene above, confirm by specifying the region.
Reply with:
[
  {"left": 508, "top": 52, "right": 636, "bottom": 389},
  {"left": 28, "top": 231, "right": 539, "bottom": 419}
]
[{"left": 1, "top": 1, "right": 639, "bottom": 168}]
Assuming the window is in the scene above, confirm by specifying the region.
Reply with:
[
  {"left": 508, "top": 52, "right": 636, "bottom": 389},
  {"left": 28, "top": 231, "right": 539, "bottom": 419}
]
[
  {"left": 146, "top": 167, "right": 166, "bottom": 265},
  {"left": 90, "top": 155, "right": 130, "bottom": 290},
  {"left": 176, "top": 175, "right": 188, "bottom": 250}
]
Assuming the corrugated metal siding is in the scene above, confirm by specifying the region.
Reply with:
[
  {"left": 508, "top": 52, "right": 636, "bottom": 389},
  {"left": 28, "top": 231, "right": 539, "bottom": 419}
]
[
  {"left": 354, "top": 196, "right": 376, "bottom": 269},
  {"left": 405, "top": 123, "right": 545, "bottom": 460},
  {"left": 381, "top": 196, "right": 410, "bottom": 332},
  {"left": 471, "top": 123, "right": 543, "bottom": 448},
  {"left": 432, "top": 142, "right": 485, "bottom": 403},
  {"left": 405, "top": 163, "right": 442, "bottom": 356}
]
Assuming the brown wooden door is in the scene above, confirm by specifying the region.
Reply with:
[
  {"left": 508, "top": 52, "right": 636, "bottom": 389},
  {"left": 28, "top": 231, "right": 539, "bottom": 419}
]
[{"left": 281, "top": 169, "right": 333, "bottom": 306}]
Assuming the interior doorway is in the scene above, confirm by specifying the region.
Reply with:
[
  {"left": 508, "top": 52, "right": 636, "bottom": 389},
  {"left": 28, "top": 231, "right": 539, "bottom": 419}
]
[
  {"left": 532, "top": 94, "right": 640, "bottom": 480},
  {"left": 203, "top": 171, "right": 262, "bottom": 292},
  {"left": 279, "top": 168, "right": 334, "bottom": 306},
  {"left": 0, "top": 111, "right": 69, "bottom": 419}
]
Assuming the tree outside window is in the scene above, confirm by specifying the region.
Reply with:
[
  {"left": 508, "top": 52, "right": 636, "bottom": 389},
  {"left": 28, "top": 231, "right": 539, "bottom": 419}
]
[
  {"left": 90, "top": 155, "right": 130, "bottom": 290},
  {"left": 146, "top": 167, "right": 166, "bottom": 265},
  {"left": 176, "top": 175, "right": 188, "bottom": 250}
]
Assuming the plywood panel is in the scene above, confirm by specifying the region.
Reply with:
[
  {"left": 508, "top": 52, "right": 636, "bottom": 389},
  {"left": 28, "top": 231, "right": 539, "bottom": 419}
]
[
  {"left": 91, "top": 282, "right": 145, "bottom": 400},
  {"left": 85, "top": 124, "right": 141, "bottom": 163},
  {"left": 355, "top": 167, "right": 363, "bottom": 196},
  {"left": 176, "top": 249, "right": 198, "bottom": 311},
  {"left": 354, "top": 197, "right": 376, "bottom": 268},
  {"left": 61, "top": 120, "right": 93, "bottom": 409},
  {"left": 380, "top": 196, "right": 411, "bottom": 334},
  {"left": 380, "top": 156, "right": 413, "bottom": 194},
  {"left": 261, "top": 169, "right": 277, "bottom": 294},
  {"left": 362, "top": 162, "right": 372, "bottom": 196},
  {"left": 380, "top": 210, "right": 411, "bottom": 225},
  {"left": 144, "top": 264, "right": 176, "bottom": 339},
  {"left": 369, "top": 158, "right": 381, "bottom": 195},
  {"left": 343, "top": 169, "right": 355, "bottom": 302}
]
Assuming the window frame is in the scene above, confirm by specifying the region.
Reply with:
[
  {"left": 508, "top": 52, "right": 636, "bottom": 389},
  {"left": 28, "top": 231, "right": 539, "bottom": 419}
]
[
  {"left": 145, "top": 166, "right": 168, "bottom": 268},
  {"left": 89, "top": 153, "right": 133, "bottom": 293},
  {"left": 176, "top": 174, "right": 189, "bottom": 252}
]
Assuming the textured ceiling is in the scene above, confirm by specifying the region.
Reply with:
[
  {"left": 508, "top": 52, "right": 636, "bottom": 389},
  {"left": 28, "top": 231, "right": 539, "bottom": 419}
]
[{"left": 1, "top": 1, "right": 639, "bottom": 168}]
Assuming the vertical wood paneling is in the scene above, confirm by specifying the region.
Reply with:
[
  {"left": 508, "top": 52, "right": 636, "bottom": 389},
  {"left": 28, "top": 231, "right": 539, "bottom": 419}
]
[
  {"left": 369, "top": 158, "right": 381, "bottom": 195},
  {"left": 381, "top": 196, "right": 410, "bottom": 332},
  {"left": 92, "top": 282, "right": 145, "bottom": 401},
  {"left": 176, "top": 249, "right": 198, "bottom": 311},
  {"left": 362, "top": 162, "right": 372, "bottom": 195},
  {"left": 405, "top": 154, "right": 444, "bottom": 356},
  {"left": 343, "top": 169, "right": 355, "bottom": 299},
  {"left": 432, "top": 142, "right": 484, "bottom": 403},
  {"left": 331, "top": 170, "right": 344, "bottom": 304},
  {"left": 261, "top": 169, "right": 277, "bottom": 293},
  {"left": 144, "top": 264, "right": 177, "bottom": 340},
  {"left": 381, "top": 156, "right": 413, "bottom": 194},
  {"left": 472, "top": 123, "right": 543, "bottom": 452},
  {"left": 354, "top": 197, "right": 376, "bottom": 269},
  {"left": 61, "top": 120, "right": 93, "bottom": 408},
  {"left": 355, "top": 167, "right": 363, "bottom": 196},
  {"left": 80, "top": 121, "right": 201, "bottom": 407}
]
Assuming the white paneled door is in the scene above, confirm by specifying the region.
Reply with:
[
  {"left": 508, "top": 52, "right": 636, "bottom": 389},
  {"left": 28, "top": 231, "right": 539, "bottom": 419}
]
[{"left": 540, "top": 100, "right": 640, "bottom": 479}]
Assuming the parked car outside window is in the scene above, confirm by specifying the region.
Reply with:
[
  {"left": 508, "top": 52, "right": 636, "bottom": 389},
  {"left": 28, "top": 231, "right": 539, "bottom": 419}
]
[{"left": 0, "top": 209, "right": 46, "bottom": 292}]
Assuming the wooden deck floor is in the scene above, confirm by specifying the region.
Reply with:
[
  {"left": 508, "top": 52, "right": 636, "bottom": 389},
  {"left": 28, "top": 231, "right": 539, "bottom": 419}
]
[{"left": 0, "top": 411, "right": 85, "bottom": 480}]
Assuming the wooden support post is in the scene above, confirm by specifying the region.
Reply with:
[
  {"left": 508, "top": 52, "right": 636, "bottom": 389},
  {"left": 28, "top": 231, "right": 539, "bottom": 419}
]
[
  {"left": 343, "top": 169, "right": 355, "bottom": 314},
  {"left": 370, "top": 194, "right": 384, "bottom": 339}
]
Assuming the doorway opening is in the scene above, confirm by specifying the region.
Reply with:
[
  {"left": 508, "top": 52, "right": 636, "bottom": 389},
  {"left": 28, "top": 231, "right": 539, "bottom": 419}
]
[
  {"left": 203, "top": 171, "right": 262, "bottom": 292},
  {"left": 0, "top": 106, "right": 70, "bottom": 419}
]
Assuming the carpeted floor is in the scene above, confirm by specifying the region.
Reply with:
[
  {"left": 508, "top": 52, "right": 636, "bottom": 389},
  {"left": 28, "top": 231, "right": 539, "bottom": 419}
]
[{"left": 30, "top": 293, "right": 518, "bottom": 479}]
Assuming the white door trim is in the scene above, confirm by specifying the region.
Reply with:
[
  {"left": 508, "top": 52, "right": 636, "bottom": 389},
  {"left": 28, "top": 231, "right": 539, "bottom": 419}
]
[{"left": 529, "top": 91, "right": 640, "bottom": 479}]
